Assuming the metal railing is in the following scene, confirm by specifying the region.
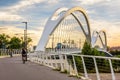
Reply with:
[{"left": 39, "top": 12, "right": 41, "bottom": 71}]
[
  {"left": 28, "top": 51, "right": 120, "bottom": 80},
  {"left": 0, "top": 49, "right": 21, "bottom": 57}
]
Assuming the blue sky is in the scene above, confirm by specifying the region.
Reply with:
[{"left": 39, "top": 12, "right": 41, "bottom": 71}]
[{"left": 0, "top": 0, "right": 120, "bottom": 47}]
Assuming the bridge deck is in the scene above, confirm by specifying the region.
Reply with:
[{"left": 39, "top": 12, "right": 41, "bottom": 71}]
[{"left": 0, "top": 56, "right": 78, "bottom": 80}]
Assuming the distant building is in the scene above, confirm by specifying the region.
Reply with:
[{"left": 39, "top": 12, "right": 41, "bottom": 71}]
[{"left": 110, "top": 46, "right": 120, "bottom": 51}]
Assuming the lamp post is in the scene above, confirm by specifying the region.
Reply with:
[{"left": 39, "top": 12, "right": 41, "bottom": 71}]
[
  {"left": 22, "top": 22, "right": 27, "bottom": 49},
  {"left": 22, "top": 22, "right": 28, "bottom": 61}
]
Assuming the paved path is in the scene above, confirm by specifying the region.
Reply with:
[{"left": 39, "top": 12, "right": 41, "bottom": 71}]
[{"left": 0, "top": 56, "right": 78, "bottom": 80}]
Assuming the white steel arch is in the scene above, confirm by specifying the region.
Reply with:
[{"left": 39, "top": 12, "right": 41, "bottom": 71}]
[
  {"left": 35, "top": 7, "right": 68, "bottom": 51},
  {"left": 36, "top": 6, "right": 91, "bottom": 51},
  {"left": 91, "top": 30, "right": 107, "bottom": 50}
]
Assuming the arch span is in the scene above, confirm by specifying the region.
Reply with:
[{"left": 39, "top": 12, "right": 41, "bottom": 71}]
[
  {"left": 36, "top": 6, "right": 91, "bottom": 51},
  {"left": 91, "top": 30, "right": 107, "bottom": 50}
]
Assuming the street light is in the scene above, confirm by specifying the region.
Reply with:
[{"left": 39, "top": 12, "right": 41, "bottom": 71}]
[{"left": 22, "top": 22, "right": 27, "bottom": 49}]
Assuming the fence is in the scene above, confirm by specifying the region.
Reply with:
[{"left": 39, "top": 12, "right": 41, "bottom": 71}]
[
  {"left": 0, "top": 49, "right": 21, "bottom": 57},
  {"left": 28, "top": 51, "right": 120, "bottom": 80}
]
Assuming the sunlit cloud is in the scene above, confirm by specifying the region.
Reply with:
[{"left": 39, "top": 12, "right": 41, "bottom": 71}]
[
  {"left": 0, "top": 25, "right": 43, "bottom": 45},
  {"left": 76, "top": 0, "right": 111, "bottom": 5},
  {"left": 86, "top": 10, "right": 97, "bottom": 15},
  {"left": 0, "top": 12, "right": 24, "bottom": 21}
]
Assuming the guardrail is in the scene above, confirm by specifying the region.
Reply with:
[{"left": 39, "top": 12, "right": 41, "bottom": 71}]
[
  {"left": 0, "top": 49, "right": 21, "bottom": 57},
  {"left": 28, "top": 51, "right": 120, "bottom": 80}
]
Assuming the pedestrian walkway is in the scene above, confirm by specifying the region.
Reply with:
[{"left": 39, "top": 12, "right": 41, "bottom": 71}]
[
  {"left": 0, "top": 55, "right": 9, "bottom": 58},
  {"left": 0, "top": 56, "right": 78, "bottom": 80}
]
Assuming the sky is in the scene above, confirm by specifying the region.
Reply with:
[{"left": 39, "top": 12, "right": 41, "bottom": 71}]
[{"left": 0, "top": 0, "right": 120, "bottom": 47}]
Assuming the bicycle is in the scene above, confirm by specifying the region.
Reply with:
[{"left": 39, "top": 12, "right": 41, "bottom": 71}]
[{"left": 22, "top": 54, "right": 27, "bottom": 64}]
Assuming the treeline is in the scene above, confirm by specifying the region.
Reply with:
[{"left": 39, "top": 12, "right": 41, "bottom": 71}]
[
  {"left": 0, "top": 33, "right": 32, "bottom": 49},
  {"left": 110, "top": 50, "right": 120, "bottom": 56}
]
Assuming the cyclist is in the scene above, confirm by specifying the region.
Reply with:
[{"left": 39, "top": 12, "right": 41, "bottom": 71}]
[{"left": 21, "top": 48, "right": 27, "bottom": 64}]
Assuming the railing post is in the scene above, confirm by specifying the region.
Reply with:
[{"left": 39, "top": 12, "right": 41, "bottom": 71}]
[
  {"left": 38, "top": 53, "right": 41, "bottom": 64},
  {"left": 48, "top": 54, "right": 52, "bottom": 67},
  {"left": 37, "top": 52, "right": 40, "bottom": 63},
  {"left": 59, "top": 54, "right": 64, "bottom": 72},
  {"left": 93, "top": 57, "right": 100, "bottom": 80},
  {"left": 81, "top": 56, "right": 89, "bottom": 79},
  {"left": 64, "top": 54, "right": 69, "bottom": 71},
  {"left": 39, "top": 52, "right": 41, "bottom": 63},
  {"left": 72, "top": 55, "right": 78, "bottom": 76},
  {"left": 108, "top": 59, "right": 115, "bottom": 80},
  {"left": 40, "top": 52, "right": 43, "bottom": 64},
  {"left": 42, "top": 53, "right": 44, "bottom": 65},
  {"left": 53, "top": 55, "right": 57, "bottom": 68},
  {"left": 44, "top": 53, "right": 47, "bottom": 65}
]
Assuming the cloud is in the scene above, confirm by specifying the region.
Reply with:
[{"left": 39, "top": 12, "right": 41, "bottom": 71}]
[
  {"left": 0, "top": 12, "right": 24, "bottom": 21},
  {"left": 86, "top": 10, "right": 97, "bottom": 15},
  {"left": 8, "top": 0, "right": 44, "bottom": 11},
  {"left": 103, "top": 0, "right": 120, "bottom": 19},
  {"left": 7, "top": 0, "right": 59, "bottom": 12},
  {"left": 76, "top": 0, "right": 111, "bottom": 5},
  {"left": 46, "top": 0, "right": 59, "bottom": 4},
  {"left": 0, "top": 0, "right": 59, "bottom": 22},
  {"left": 0, "top": 25, "right": 43, "bottom": 45}
]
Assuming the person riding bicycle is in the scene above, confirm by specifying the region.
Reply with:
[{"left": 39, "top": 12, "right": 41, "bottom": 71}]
[{"left": 22, "top": 48, "right": 27, "bottom": 63}]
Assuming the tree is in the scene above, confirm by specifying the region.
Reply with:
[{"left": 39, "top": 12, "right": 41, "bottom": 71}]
[
  {"left": 82, "top": 40, "right": 105, "bottom": 56},
  {"left": 9, "top": 37, "right": 22, "bottom": 49},
  {"left": 27, "top": 37, "right": 32, "bottom": 45},
  {"left": 20, "top": 37, "right": 32, "bottom": 48},
  {"left": 27, "top": 37, "right": 32, "bottom": 48},
  {"left": 107, "top": 46, "right": 110, "bottom": 51},
  {"left": 82, "top": 41, "right": 92, "bottom": 55},
  {"left": 94, "top": 45, "right": 100, "bottom": 49},
  {"left": 0, "top": 34, "right": 10, "bottom": 48},
  {"left": 0, "top": 33, "right": 33, "bottom": 49}
]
